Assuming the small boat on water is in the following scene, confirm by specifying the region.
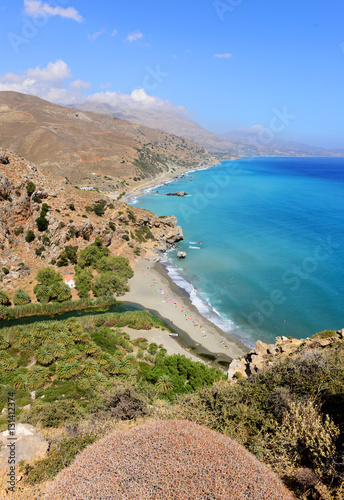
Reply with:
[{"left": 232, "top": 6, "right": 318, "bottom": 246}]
[{"left": 169, "top": 333, "right": 178, "bottom": 337}]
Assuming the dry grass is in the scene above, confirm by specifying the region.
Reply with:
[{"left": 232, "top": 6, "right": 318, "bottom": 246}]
[{"left": 45, "top": 419, "right": 295, "bottom": 500}]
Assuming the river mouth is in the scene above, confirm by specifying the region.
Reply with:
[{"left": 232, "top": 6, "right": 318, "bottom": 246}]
[{"left": 0, "top": 301, "right": 231, "bottom": 370}]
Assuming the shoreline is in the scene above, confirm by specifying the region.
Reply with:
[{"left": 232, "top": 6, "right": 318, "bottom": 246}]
[
  {"left": 122, "top": 157, "right": 251, "bottom": 365},
  {"left": 124, "top": 260, "right": 249, "bottom": 365},
  {"left": 124, "top": 158, "right": 223, "bottom": 201}
]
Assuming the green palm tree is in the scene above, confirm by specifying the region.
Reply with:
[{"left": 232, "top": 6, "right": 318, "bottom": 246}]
[
  {"left": 65, "top": 318, "right": 79, "bottom": 333},
  {"left": 91, "top": 371, "right": 107, "bottom": 385},
  {"left": 34, "top": 326, "right": 51, "bottom": 344},
  {"left": 56, "top": 361, "right": 80, "bottom": 380},
  {"left": 12, "top": 289, "right": 31, "bottom": 306},
  {"left": 55, "top": 333, "right": 73, "bottom": 347},
  {"left": 83, "top": 342, "right": 99, "bottom": 356},
  {"left": 62, "top": 349, "right": 82, "bottom": 364},
  {"left": 69, "top": 360, "right": 83, "bottom": 377},
  {"left": 27, "top": 366, "right": 50, "bottom": 388},
  {"left": 56, "top": 361, "right": 70, "bottom": 380},
  {"left": 0, "top": 291, "right": 10, "bottom": 306},
  {"left": 77, "top": 331, "right": 91, "bottom": 344},
  {"left": 77, "top": 377, "right": 91, "bottom": 391},
  {"left": 0, "top": 334, "right": 9, "bottom": 350},
  {"left": 83, "top": 359, "right": 98, "bottom": 376},
  {"left": 107, "top": 359, "right": 121, "bottom": 375},
  {"left": 0, "top": 355, "right": 17, "bottom": 372},
  {"left": 156, "top": 375, "right": 174, "bottom": 394},
  {"left": 97, "top": 353, "right": 112, "bottom": 367},
  {"left": 71, "top": 327, "right": 88, "bottom": 343},
  {"left": 125, "top": 354, "right": 137, "bottom": 365},
  {"left": 13, "top": 374, "right": 28, "bottom": 390},
  {"left": 35, "top": 345, "right": 54, "bottom": 365},
  {"left": 15, "top": 328, "right": 31, "bottom": 346},
  {"left": 51, "top": 343, "right": 65, "bottom": 359}
]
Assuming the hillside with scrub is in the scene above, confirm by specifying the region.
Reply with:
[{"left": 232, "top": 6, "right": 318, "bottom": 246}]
[
  {"left": 0, "top": 149, "right": 184, "bottom": 303},
  {"left": 0, "top": 318, "right": 343, "bottom": 499}
]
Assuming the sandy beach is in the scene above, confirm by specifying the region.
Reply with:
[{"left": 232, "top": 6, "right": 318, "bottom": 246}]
[
  {"left": 123, "top": 260, "right": 249, "bottom": 365},
  {"left": 121, "top": 327, "right": 203, "bottom": 363}
]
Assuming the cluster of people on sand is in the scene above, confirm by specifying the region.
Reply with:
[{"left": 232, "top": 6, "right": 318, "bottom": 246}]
[{"left": 140, "top": 268, "right": 230, "bottom": 350}]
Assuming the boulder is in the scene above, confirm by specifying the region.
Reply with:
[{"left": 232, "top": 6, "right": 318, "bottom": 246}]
[
  {"left": 177, "top": 251, "right": 187, "bottom": 259},
  {"left": 0, "top": 424, "right": 49, "bottom": 468},
  {"left": 166, "top": 191, "right": 188, "bottom": 197}
]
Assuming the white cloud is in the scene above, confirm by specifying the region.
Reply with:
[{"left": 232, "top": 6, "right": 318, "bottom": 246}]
[
  {"left": 26, "top": 60, "right": 71, "bottom": 81},
  {"left": 88, "top": 28, "right": 106, "bottom": 42},
  {"left": 0, "top": 63, "right": 189, "bottom": 117},
  {"left": 99, "top": 83, "right": 112, "bottom": 89},
  {"left": 0, "top": 60, "right": 89, "bottom": 104},
  {"left": 70, "top": 80, "right": 91, "bottom": 90},
  {"left": 214, "top": 53, "right": 232, "bottom": 59},
  {"left": 24, "top": 0, "right": 83, "bottom": 23},
  {"left": 111, "top": 29, "right": 118, "bottom": 37},
  {"left": 82, "top": 88, "right": 189, "bottom": 116},
  {"left": 126, "top": 30, "right": 143, "bottom": 42}
]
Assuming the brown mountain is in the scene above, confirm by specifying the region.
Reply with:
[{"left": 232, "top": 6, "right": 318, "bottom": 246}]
[
  {"left": 74, "top": 98, "right": 343, "bottom": 157},
  {"left": 0, "top": 91, "right": 215, "bottom": 189}
]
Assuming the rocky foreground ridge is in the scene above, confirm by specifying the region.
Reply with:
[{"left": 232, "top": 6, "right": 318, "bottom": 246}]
[
  {"left": 228, "top": 328, "right": 344, "bottom": 380},
  {"left": 0, "top": 149, "right": 183, "bottom": 294}
]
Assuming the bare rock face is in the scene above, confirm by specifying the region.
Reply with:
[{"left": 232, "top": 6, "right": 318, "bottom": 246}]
[
  {"left": 177, "top": 251, "right": 186, "bottom": 259},
  {"left": 228, "top": 329, "right": 344, "bottom": 381},
  {"left": 0, "top": 172, "right": 13, "bottom": 196},
  {"left": 167, "top": 191, "right": 188, "bottom": 197},
  {"left": 0, "top": 424, "right": 49, "bottom": 468}
]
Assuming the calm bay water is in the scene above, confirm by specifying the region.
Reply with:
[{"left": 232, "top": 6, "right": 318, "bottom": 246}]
[{"left": 130, "top": 157, "right": 344, "bottom": 348}]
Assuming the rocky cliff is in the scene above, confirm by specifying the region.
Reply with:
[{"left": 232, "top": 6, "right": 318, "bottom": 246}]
[
  {"left": 0, "top": 149, "right": 183, "bottom": 295},
  {"left": 228, "top": 329, "right": 344, "bottom": 380}
]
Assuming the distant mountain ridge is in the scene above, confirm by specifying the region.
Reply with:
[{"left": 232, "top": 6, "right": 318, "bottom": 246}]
[{"left": 74, "top": 98, "right": 343, "bottom": 157}]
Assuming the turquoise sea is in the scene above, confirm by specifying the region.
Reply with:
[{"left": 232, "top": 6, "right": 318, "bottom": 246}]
[{"left": 130, "top": 157, "right": 344, "bottom": 348}]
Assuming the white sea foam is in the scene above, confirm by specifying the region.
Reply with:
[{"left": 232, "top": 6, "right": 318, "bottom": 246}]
[
  {"left": 189, "top": 246, "right": 201, "bottom": 249},
  {"left": 161, "top": 257, "right": 242, "bottom": 342},
  {"left": 130, "top": 196, "right": 139, "bottom": 205}
]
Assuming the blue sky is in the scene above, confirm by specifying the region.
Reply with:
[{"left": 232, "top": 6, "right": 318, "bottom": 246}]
[{"left": 1, "top": 0, "right": 344, "bottom": 148}]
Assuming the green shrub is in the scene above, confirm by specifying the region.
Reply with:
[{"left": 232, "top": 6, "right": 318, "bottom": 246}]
[
  {"left": 93, "top": 200, "right": 107, "bottom": 217},
  {"left": 2, "top": 267, "right": 9, "bottom": 275},
  {"left": 26, "top": 181, "right": 36, "bottom": 196},
  {"left": 14, "top": 226, "right": 24, "bottom": 236},
  {"left": 35, "top": 215, "right": 49, "bottom": 232},
  {"left": 21, "top": 400, "right": 85, "bottom": 428},
  {"left": 35, "top": 203, "right": 50, "bottom": 232},
  {"left": 25, "top": 230, "right": 35, "bottom": 243},
  {"left": 35, "top": 245, "right": 46, "bottom": 256},
  {"left": 74, "top": 269, "right": 93, "bottom": 298},
  {"left": 312, "top": 329, "right": 336, "bottom": 340},
  {"left": 0, "top": 304, "right": 14, "bottom": 320},
  {"left": 148, "top": 342, "right": 158, "bottom": 355},
  {"left": 21, "top": 436, "right": 96, "bottom": 485},
  {"left": 78, "top": 239, "right": 110, "bottom": 269},
  {"left": 36, "top": 268, "right": 63, "bottom": 287}
]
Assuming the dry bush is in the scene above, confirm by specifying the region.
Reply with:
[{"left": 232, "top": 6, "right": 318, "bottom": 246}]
[{"left": 45, "top": 419, "right": 295, "bottom": 500}]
